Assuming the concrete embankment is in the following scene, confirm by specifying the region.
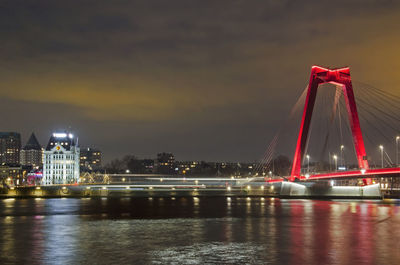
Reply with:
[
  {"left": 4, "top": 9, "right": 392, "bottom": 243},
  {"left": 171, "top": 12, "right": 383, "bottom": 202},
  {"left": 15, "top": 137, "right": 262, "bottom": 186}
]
[
  {"left": 0, "top": 182, "right": 385, "bottom": 199},
  {"left": 0, "top": 185, "right": 279, "bottom": 198}
]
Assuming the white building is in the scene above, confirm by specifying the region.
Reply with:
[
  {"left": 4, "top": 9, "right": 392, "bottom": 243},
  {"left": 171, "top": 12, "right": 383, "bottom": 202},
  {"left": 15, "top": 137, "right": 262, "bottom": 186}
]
[{"left": 42, "top": 132, "right": 80, "bottom": 185}]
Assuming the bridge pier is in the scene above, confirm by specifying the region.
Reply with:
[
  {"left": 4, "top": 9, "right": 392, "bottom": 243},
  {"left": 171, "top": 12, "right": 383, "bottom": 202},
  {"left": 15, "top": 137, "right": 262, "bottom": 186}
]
[{"left": 279, "top": 182, "right": 382, "bottom": 199}]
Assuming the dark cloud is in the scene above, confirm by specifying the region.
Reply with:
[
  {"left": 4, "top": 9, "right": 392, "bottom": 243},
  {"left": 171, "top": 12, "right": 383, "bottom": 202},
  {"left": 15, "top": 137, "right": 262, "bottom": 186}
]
[{"left": 0, "top": 0, "right": 399, "bottom": 162}]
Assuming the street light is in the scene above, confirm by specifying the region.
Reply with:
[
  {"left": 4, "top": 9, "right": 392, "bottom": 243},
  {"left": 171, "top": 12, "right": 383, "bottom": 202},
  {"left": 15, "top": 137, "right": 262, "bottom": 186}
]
[
  {"left": 340, "top": 145, "right": 345, "bottom": 168},
  {"left": 396, "top": 136, "right": 399, "bottom": 166},
  {"left": 306, "top": 154, "right": 310, "bottom": 173},
  {"left": 333, "top": 155, "right": 337, "bottom": 171},
  {"left": 379, "top": 145, "right": 384, "bottom": 168}
]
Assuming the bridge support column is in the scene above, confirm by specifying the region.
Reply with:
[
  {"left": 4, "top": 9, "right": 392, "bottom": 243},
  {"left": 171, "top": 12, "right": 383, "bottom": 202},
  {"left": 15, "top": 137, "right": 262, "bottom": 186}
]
[{"left": 290, "top": 66, "right": 369, "bottom": 181}]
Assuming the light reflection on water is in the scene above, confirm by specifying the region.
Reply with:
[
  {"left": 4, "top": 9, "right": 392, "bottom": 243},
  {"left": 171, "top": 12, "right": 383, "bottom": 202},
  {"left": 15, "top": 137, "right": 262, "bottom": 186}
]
[{"left": 0, "top": 198, "right": 399, "bottom": 264}]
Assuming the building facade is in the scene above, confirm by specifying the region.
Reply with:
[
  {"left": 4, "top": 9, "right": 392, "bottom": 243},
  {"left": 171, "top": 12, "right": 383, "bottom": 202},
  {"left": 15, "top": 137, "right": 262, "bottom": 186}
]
[
  {"left": 42, "top": 132, "right": 80, "bottom": 185},
  {"left": 20, "top": 133, "right": 42, "bottom": 169},
  {"left": 156, "top": 152, "right": 175, "bottom": 174},
  {"left": 0, "top": 165, "right": 24, "bottom": 186},
  {"left": 0, "top": 132, "right": 21, "bottom": 165},
  {"left": 80, "top": 147, "right": 102, "bottom": 171}
]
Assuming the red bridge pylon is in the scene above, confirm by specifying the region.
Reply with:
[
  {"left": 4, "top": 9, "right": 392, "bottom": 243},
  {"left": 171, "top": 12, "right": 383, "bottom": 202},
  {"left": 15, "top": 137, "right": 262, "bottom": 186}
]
[{"left": 290, "top": 66, "right": 369, "bottom": 181}]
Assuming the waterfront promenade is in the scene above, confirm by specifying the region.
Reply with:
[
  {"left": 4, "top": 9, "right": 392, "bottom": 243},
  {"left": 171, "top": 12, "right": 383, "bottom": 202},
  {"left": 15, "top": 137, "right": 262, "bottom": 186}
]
[{"left": 1, "top": 176, "right": 392, "bottom": 199}]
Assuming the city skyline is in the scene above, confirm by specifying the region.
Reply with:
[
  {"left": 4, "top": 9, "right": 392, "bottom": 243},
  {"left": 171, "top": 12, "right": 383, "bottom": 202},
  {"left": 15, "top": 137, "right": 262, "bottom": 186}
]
[{"left": 1, "top": 1, "right": 400, "bottom": 163}]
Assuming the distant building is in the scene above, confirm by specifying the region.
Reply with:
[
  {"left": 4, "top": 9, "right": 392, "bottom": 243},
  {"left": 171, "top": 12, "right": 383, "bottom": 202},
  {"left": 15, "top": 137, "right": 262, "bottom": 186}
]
[
  {"left": 156, "top": 152, "right": 175, "bottom": 174},
  {"left": 20, "top": 133, "right": 42, "bottom": 169},
  {"left": 0, "top": 164, "right": 24, "bottom": 186},
  {"left": 26, "top": 171, "right": 43, "bottom": 186},
  {"left": 175, "top": 161, "right": 200, "bottom": 175},
  {"left": 0, "top": 132, "right": 21, "bottom": 165},
  {"left": 80, "top": 147, "right": 102, "bottom": 171},
  {"left": 42, "top": 132, "right": 80, "bottom": 185}
]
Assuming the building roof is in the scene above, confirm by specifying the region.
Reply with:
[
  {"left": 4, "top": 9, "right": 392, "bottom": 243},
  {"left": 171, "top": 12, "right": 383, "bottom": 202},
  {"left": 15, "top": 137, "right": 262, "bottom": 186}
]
[
  {"left": 45, "top": 132, "right": 77, "bottom": 151},
  {"left": 0, "top": 132, "right": 20, "bottom": 138},
  {"left": 23, "top": 133, "right": 41, "bottom": 150}
]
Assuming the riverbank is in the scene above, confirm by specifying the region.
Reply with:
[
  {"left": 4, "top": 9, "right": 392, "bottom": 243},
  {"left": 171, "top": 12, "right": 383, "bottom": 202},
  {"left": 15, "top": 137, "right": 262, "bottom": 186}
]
[{"left": 0, "top": 182, "right": 390, "bottom": 199}]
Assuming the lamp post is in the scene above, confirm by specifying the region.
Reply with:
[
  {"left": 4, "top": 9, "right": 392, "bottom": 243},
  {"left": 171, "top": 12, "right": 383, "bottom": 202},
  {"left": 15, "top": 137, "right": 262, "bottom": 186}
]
[
  {"left": 306, "top": 154, "right": 310, "bottom": 174},
  {"left": 340, "top": 145, "right": 344, "bottom": 168},
  {"left": 333, "top": 155, "right": 337, "bottom": 171},
  {"left": 396, "top": 136, "right": 399, "bottom": 166},
  {"left": 379, "top": 145, "right": 384, "bottom": 168}
]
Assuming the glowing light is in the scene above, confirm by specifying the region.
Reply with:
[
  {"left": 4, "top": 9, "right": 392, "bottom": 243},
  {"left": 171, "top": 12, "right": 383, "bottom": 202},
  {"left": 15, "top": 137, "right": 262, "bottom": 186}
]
[
  {"left": 247, "top": 185, "right": 251, "bottom": 190},
  {"left": 86, "top": 187, "right": 91, "bottom": 190},
  {"left": 53, "top": 133, "right": 67, "bottom": 138},
  {"left": 36, "top": 187, "right": 41, "bottom": 190},
  {"left": 260, "top": 186, "right": 264, "bottom": 190},
  {"left": 227, "top": 186, "right": 231, "bottom": 191},
  {"left": 102, "top": 186, "right": 107, "bottom": 190}
]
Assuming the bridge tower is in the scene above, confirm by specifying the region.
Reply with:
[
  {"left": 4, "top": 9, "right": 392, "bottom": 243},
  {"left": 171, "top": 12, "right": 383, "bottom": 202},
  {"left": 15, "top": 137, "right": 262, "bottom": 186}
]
[{"left": 290, "top": 66, "right": 369, "bottom": 181}]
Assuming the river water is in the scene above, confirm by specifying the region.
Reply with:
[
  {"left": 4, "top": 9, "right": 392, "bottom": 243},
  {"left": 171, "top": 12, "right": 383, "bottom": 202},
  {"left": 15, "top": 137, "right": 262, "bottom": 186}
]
[{"left": 0, "top": 197, "right": 400, "bottom": 265}]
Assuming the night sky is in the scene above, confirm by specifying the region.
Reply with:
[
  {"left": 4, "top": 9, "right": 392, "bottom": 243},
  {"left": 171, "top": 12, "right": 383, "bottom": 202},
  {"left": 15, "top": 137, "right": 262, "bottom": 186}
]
[{"left": 1, "top": 1, "right": 400, "bottom": 163}]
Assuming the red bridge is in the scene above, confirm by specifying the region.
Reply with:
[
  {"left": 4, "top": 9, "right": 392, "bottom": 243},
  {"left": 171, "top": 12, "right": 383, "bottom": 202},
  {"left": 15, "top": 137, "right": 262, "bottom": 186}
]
[{"left": 271, "top": 66, "right": 400, "bottom": 184}]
